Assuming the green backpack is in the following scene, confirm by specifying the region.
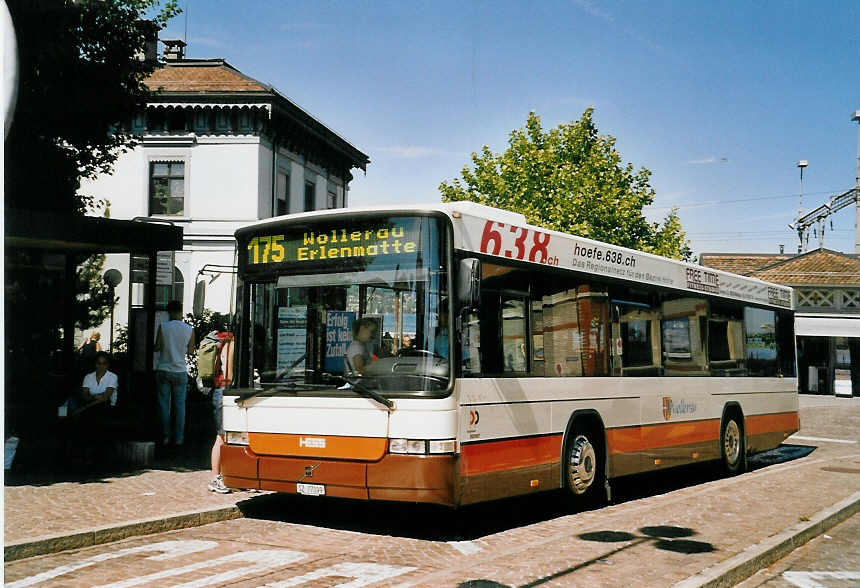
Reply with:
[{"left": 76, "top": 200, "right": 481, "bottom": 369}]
[{"left": 197, "top": 334, "right": 221, "bottom": 384}]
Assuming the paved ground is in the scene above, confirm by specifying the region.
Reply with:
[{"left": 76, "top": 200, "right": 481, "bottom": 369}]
[
  {"left": 737, "top": 514, "right": 860, "bottom": 588},
  {"left": 4, "top": 446, "right": 259, "bottom": 545},
  {"left": 4, "top": 395, "right": 860, "bottom": 587}
]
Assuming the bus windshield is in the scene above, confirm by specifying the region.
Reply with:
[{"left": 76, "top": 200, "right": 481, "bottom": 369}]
[{"left": 243, "top": 215, "right": 449, "bottom": 396}]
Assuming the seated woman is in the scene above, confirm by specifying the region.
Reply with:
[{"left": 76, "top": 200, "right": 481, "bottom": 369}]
[
  {"left": 345, "top": 318, "right": 378, "bottom": 375},
  {"left": 64, "top": 351, "right": 118, "bottom": 419}
]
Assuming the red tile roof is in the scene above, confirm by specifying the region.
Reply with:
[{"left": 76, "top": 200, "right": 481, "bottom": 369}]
[
  {"left": 750, "top": 249, "right": 860, "bottom": 286},
  {"left": 145, "top": 60, "right": 269, "bottom": 94},
  {"left": 699, "top": 254, "right": 792, "bottom": 276},
  {"left": 702, "top": 249, "right": 860, "bottom": 286}
]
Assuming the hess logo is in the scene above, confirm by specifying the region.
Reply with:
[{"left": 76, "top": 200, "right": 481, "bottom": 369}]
[{"left": 298, "top": 437, "right": 326, "bottom": 449}]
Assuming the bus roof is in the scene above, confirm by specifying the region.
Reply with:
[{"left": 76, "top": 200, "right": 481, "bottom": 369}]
[{"left": 237, "top": 202, "right": 794, "bottom": 310}]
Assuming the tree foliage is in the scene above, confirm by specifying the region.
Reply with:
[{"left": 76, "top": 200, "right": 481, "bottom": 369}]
[
  {"left": 75, "top": 253, "right": 117, "bottom": 331},
  {"left": 5, "top": 0, "right": 180, "bottom": 214},
  {"left": 439, "top": 109, "right": 692, "bottom": 260}
]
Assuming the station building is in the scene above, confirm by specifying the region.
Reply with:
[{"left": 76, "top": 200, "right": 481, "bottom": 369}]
[
  {"left": 80, "top": 40, "right": 370, "bottom": 336},
  {"left": 701, "top": 249, "right": 860, "bottom": 396}
]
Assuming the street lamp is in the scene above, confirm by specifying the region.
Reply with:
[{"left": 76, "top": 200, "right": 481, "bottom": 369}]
[{"left": 103, "top": 269, "right": 123, "bottom": 353}]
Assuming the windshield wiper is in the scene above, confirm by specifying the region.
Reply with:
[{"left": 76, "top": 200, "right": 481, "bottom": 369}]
[
  {"left": 342, "top": 377, "right": 395, "bottom": 411},
  {"left": 236, "top": 381, "right": 333, "bottom": 404},
  {"left": 237, "top": 353, "right": 309, "bottom": 405}
]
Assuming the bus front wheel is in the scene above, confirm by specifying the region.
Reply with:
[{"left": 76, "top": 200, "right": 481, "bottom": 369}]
[{"left": 564, "top": 430, "right": 605, "bottom": 505}]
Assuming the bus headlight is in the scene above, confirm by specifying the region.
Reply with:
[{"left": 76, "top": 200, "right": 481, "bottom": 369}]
[
  {"left": 225, "top": 431, "right": 249, "bottom": 445},
  {"left": 428, "top": 439, "right": 457, "bottom": 454},
  {"left": 389, "top": 438, "right": 457, "bottom": 455}
]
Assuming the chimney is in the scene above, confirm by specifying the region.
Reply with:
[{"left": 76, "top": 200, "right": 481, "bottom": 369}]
[
  {"left": 162, "top": 39, "right": 187, "bottom": 61},
  {"left": 779, "top": 244, "right": 785, "bottom": 254},
  {"left": 136, "top": 20, "right": 159, "bottom": 63}
]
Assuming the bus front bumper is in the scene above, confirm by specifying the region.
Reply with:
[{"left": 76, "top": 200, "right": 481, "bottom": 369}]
[{"left": 221, "top": 444, "right": 456, "bottom": 506}]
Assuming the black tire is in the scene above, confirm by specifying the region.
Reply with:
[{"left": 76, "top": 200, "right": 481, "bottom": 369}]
[
  {"left": 563, "top": 427, "right": 605, "bottom": 506},
  {"left": 720, "top": 413, "right": 746, "bottom": 475}
]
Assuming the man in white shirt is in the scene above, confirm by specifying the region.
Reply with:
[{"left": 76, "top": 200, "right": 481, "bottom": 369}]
[{"left": 154, "top": 300, "right": 195, "bottom": 447}]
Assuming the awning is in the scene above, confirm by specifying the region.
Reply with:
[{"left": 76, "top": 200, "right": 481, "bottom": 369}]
[
  {"left": 5, "top": 209, "right": 184, "bottom": 254},
  {"left": 795, "top": 315, "right": 860, "bottom": 338}
]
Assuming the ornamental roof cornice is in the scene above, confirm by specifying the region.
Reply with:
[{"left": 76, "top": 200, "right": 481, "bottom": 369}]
[{"left": 143, "top": 59, "right": 369, "bottom": 171}]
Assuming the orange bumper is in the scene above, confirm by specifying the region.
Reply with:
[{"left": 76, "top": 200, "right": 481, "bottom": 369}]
[{"left": 221, "top": 444, "right": 456, "bottom": 506}]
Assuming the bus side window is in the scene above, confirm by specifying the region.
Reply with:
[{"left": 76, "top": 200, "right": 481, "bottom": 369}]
[
  {"left": 477, "top": 291, "right": 502, "bottom": 374},
  {"left": 744, "top": 307, "right": 778, "bottom": 377},
  {"left": 460, "top": 310, "right": 482, "bottom": 376},
  {"left": 533, "top": 282, "right": 609, "bottom": 377},
  {"left": 708, "top": 304, "right": 746, "bottom": 376},
  {"left": 616, "top": 303, "right": 661, "bottom": 376},
  {"left": 660, "top": 296, "right": 709, "bottom": 376},
  {"left": 501, "top": 296, "right": 528, "bottom": 374}
]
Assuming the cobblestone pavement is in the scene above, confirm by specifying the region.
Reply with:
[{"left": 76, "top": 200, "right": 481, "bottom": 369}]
[
  {"left": 737, "top": 514, "right": 860, "bottom": 588},
  {"left": 5, "top": 396, "right": 860, "bottom": 587},
  {"left": 4, "top": 455, "right": 259, "bottom": 545}
]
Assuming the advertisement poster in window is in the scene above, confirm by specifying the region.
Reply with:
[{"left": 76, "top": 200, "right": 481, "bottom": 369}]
[
  {"left": 324, "top": 311, "right": 355, "bottom": 373},
  {"left": 277, "top": 306, "right": 307, "bottom": 374}
]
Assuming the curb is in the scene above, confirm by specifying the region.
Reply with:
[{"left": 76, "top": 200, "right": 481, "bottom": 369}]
[
  {"left": 674, "top": 491, "right": 860, "bottom": 588},
  {"left": 4, "top": 505, "right": 242, "bottom": 562}
]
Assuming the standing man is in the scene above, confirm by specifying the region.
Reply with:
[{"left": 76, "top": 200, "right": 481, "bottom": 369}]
[{"left": 154, "top": 300, "right": 195, "bottom": 447}]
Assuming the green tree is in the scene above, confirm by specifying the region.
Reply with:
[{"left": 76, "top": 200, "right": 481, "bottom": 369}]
[
  {"left": 439, "top": 109, "right": 692, "bottom": 260},
  {"left": 5, "top": 0, "right": 180, "bottom": 214},
  {"left": 75, "top": 253, "right": 117, "bottom": 331}
]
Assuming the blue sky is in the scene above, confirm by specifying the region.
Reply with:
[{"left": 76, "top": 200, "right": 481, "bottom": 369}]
[{"left": 162, "top": 0, "right": 860, "bottom": 256}]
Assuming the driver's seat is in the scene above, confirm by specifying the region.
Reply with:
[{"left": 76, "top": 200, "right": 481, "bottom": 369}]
[{"left": 344, "top": 354, "right": 360, "bottom": 377}]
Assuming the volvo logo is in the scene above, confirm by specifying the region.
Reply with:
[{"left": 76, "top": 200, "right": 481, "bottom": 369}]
[{"left": 299, "top": 462, "right": 322, "bottom": 482}]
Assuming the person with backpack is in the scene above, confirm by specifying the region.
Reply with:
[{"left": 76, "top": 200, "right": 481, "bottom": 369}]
[{"left": 198, "top": 328, "right": 234, "bottom": 493}]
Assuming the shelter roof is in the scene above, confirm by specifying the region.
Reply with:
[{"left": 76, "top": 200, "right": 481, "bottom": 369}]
[{"left": 5, "top": 210, "right": 184, "bottom": 254}]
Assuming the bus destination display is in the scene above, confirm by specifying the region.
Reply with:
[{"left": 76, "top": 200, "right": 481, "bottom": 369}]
[{"left": 246, "top": 222, "right": 420, "bottom": 265}]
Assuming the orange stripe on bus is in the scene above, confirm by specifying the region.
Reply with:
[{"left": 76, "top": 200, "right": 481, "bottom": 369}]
[
  {"left": 457, "top": 411, "right": 797, "bottom": 477},
  {"left": 460, "top": 435, "right": 562, "bottom": 476},
  {"left": 610, "top": 421, "right": 722, "bottom": 456},
  {"left": 635, "top": 419, "right": 720, "bottom": 454},
  {"left": 746, "top": 412, "right": 799, "bottom": 436},
  {"left": 248, "top": 433, "right": 388, "bottom": 461},
  {"left": 606, "top": 411, "right": 799, "bottom": 455}
]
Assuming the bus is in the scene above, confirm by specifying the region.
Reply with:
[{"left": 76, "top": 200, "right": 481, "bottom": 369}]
[{"left": 221, "top": 202, "right": 798, "bottom": 506}]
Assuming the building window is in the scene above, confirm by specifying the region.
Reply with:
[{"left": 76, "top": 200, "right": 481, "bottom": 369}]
[
  {"left": 327, "top": 190, "right": 337, "bottom": 209},
  {"left": 155, "top": 266, "right": 184, "bottom": 309},
  {"left": 150, "top": 162, "right": 185, "bottom": 216},
  {"left": 304, "top": 181, "right": 315, "bottom": 212},
  {"left": 277, "top": 172, "right": 289, "bottom": 216}
]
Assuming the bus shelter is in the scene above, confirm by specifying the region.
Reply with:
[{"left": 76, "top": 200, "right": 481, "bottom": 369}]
[{"left": 5, "top": 209, "right": 183, "bottom": 462}]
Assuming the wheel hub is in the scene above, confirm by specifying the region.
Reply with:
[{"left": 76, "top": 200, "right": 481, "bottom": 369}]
[
  {"left": 568, "top": 435, "right": 596, "bottom": 494},
  {"left": 724, "top": 420, "right": 740, "bottom": 465}
]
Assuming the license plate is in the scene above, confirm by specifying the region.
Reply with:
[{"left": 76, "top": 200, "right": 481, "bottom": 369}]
[{"left": 296, "top": 483, "right": 325, "bottom": 496}]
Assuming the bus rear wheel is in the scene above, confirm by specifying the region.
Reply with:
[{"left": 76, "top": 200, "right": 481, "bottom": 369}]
[
  {"left": 564, "top": 430, "right": 604, "bottom": 505},
  {"left": 720, "top": 415, "right": 746, "bottom": 475}
]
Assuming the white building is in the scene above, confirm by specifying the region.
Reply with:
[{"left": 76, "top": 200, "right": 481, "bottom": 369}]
[{"left": 81, "top": 44, "right": 369, "bottom": 336}]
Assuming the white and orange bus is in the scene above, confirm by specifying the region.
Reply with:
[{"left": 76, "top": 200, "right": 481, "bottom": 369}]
[{"left": 221, "top": 202, "right": 798, "bottom": 506}]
